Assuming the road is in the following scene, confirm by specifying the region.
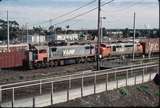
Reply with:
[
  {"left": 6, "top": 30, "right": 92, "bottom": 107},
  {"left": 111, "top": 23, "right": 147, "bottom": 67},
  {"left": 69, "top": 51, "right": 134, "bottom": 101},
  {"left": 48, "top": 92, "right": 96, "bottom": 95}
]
[{"left": 1, "top": 72, "right": 157, "bottom": 107}]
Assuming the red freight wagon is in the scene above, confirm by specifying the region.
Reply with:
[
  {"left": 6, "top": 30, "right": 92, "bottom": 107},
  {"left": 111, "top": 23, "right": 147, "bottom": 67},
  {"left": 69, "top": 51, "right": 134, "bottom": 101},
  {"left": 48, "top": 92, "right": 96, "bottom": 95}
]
[
  {"left": 0, "top": 44, "right": 29, "bottom": 68},
  {"left": 0, "top": 50, "right": 26, "bottom": 68},
  {"left": 140, "top": 38, "right": 159, "bottom": 54}
]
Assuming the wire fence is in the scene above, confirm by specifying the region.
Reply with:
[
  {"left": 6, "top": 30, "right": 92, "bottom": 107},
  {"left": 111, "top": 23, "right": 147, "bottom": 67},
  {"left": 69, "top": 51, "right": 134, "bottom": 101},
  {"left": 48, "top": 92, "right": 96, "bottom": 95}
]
[{"left": 0, "top": 63, "right": 158, "bottom": 107}]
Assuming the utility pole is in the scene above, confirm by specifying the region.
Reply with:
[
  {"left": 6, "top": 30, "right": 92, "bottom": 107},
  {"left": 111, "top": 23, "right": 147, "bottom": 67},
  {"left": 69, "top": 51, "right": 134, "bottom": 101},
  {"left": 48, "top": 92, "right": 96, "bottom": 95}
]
[
  {"left": 39, "top": 26, "right": 40, "bottom": 45},
  {"left": 7, "top": 10, "right": 10, "bottom": 52},
  {"left": 158, "top": 0, "right": 160, "bottom": 106},
  {"left": 21, "top": 25, "right": 24, "bottom": 43},
  {"left": 158, "top": 0, "right": 160, "bottom": 37},
  {"left": 54, "top": 24, "right": 57, "bottom": 40},
  {"left": 26, "top": 23, "right": 28, "bottom": 44},
  {"left": 49, "top": 19, "right": 53, "bottom": 31},
  {"left": 49, "top": 19, "right": 52, "bottom": 27},
  {"left": 100, "top": 17, "right": 106, "bottom": 43},
  {"left": 96, "top": 0, "right": 101, "bottom": 70},
  {"left": 133, "top": 12, "right": 136, "bottom": 60}
]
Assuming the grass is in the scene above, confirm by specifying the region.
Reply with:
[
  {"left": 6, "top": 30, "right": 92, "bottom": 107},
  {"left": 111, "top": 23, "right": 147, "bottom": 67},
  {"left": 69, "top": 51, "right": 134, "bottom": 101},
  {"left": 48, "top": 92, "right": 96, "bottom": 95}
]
[
  {"left": 119, "top": 87, "right": 128, "bottom": 96},
  {"left": 155, "top": 92, "right": 160, "bottom": 97},
  {"left": 136, "top": 85, "right": 151, "bottom": 96}
]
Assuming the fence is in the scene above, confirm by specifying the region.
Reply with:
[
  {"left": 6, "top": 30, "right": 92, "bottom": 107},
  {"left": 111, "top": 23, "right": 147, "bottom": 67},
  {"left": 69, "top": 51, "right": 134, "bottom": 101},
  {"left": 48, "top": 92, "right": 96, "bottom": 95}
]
[{"left": 0, "top": 63, "right": 159, "bottom": 107}]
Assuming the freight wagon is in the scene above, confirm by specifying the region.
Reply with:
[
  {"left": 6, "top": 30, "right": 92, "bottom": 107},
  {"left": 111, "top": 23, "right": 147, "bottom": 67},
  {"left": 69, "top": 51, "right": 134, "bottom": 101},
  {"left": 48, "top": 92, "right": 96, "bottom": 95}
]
[
  {"left": 0, "top": 44, "right": 29, "bottom": 68},
  {"left": 140, "top": 38, "right": 159, "bottom": 55}
]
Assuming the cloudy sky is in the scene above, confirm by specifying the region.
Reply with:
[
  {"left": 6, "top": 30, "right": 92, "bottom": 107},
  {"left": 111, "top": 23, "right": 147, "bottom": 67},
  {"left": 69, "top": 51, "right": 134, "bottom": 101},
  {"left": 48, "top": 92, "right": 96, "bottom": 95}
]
[{"left": 0, "top": 0, "right": 159, "bottom": 29}]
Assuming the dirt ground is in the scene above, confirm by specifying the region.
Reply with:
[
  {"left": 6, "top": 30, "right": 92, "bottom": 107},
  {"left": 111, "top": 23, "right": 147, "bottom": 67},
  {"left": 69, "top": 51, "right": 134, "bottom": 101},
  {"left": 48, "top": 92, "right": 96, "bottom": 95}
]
[
  {"left": 0, "top": 57, "right": 158, "bottom": 85},
  {"left": 0, "top": 63, "right": 95, "bottom": 85},
  {"left": 53, "top": 81, "right": 160, "bottom": 107}
]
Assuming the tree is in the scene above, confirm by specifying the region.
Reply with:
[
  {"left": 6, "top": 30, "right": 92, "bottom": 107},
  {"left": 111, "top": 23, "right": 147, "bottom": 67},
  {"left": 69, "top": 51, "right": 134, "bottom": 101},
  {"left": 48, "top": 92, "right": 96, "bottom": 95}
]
[
  {"left": 123, "top": 28, "right": 129, "bottom": 38},
  {"left": 0, "top": 19, "right": 20, "bottom": 40}
]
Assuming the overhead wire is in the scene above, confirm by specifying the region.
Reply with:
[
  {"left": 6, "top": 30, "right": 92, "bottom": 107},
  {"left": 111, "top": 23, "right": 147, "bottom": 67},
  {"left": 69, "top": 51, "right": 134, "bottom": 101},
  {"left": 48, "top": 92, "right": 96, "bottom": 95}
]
[
  {"left": 102, "top": 0, "right": 145, "bottom": 14},
  {"left": 52, "top": 0, "right": 115, "bottom": 26},
  {"left": 101, "top": 0, "right": 150, "bottom": 28},
  {"left": 30, "top": 0, "right": 97, "bottom": 26}
]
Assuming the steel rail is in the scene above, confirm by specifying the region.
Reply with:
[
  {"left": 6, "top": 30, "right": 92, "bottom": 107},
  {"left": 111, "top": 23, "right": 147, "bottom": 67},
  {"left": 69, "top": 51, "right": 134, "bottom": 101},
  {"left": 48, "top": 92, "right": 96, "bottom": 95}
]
[{"left": 0, "top": 61, "right": 157, "bottom": 88}]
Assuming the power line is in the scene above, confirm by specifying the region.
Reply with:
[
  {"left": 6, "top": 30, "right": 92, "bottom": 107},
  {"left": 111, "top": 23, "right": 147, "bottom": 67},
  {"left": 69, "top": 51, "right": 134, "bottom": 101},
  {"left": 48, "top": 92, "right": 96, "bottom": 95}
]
[
  {"left": 52, "top": 0, "right": 115, "bottom": 26},
  {"left": 31, "top": 0, "right": 97, "bottom": 26},
  {"left": 50, "top": 0, "right": 96, "bottom": 21},
  {"left": 102, "top": 0, "right": 145, "bottom": 14},
  {"left": 100, "top": 0, "right": 146, "bottom": 27}
]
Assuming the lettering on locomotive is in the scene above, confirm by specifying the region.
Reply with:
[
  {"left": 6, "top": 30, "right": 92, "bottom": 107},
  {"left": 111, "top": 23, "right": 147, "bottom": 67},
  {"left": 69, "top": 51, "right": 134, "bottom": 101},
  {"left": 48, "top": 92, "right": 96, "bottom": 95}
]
[{"left": 63, "top": 49, "right": 75, "bottom": 56}]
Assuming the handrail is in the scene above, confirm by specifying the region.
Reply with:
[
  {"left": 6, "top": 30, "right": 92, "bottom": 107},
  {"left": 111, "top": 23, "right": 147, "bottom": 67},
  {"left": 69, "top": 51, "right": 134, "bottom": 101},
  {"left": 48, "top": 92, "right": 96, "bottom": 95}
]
[
  {"left": 0, "top": 62, "right": 157, "bottom": 88},
  {"left": 0, "top": 64, "right": 158, "bottom": 91}
]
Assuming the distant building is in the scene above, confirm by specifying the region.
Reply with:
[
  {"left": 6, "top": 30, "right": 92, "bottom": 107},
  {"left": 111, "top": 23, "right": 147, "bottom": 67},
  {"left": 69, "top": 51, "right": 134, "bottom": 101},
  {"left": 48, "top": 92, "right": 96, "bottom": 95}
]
[
  {"left": 46, "top": 34, "right": 55, "bottom": 42},
  {"left": 55, "top": 34, "right": 79, "bottom": 41},
  {"left": 27, "top": 35, "right": 46, "bottom": 44},
  {"left": 106, "top": 31, "right": 123, "bottom": 37}
]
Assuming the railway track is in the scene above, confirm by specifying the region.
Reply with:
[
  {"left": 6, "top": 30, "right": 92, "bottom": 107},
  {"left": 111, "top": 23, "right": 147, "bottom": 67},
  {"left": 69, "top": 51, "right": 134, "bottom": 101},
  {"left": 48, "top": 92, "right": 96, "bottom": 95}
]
[
  {"left": 0, "top": 61, "right": 158, "bottom": 88},
  {"left": 0, "top": 56, "right": 159, "bottom": 85}
]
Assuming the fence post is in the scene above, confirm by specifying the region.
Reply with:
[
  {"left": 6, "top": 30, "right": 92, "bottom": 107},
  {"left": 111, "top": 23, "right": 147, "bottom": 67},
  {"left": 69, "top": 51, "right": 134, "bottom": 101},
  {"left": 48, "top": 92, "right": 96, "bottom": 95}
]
[
  {"left": 51, "top": 82, "right": 54, "bottom": 105},
  {"left": 126, "top": 70, "right": 128, "bottom": 86},
  {"left": 81, "top": 72, "right": 84, "bottom": 97},
  {"left": 51, "top": 91, "right": 53, "bottom": 105},
  {"left": 115, "top": 71, "right": 117, "bottom": 89},
  {"left": 142, "top": 66, "right": 145, "bottom": 83},
  {"left": 106, "top": 73, "right": 108, "bottom": 91},
  {"left": 114, "top": 71, "right": 116, "bottom": 81},
  {"left": 116, "top": 78, "right": 118, "bottom": 89},
  {"left": 94, "top": 71, "right": 97, "bottom": 94},
  {"left": 12, "top": 88, "right": 15, "bottom": 106},
  {"left": 11, "top": 98, "right": 14, "bottom": 108},
  {"left": 134, "top": 71, "right": 136, "bottom": 85},
  {"left": 67, "top": 76, "right": 71, "bottom": 101},
  {"left": 33, "top": 97, "right": 35, "bottom": 108},
  {"left": 40, "top": 80, "right": 42, "bottom": 95},
  {"left": 157, "top": 65, "right": 159, "bottom": 74},
  {"left": 149, "top": 67, "right": 152, "bottom": 81},
  {"left": 0, "top": 86, "right": 2, "bottom": 103}
]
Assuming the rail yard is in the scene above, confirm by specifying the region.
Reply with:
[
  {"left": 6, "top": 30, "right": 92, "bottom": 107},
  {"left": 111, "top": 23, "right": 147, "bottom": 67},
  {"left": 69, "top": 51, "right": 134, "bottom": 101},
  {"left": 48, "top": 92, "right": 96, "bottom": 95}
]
[
  {"left": 0, "top": 37, "right": 159, "bottom": 107},
  {"left": 0, "top": 0, "right": 160, "bottom": 107}
]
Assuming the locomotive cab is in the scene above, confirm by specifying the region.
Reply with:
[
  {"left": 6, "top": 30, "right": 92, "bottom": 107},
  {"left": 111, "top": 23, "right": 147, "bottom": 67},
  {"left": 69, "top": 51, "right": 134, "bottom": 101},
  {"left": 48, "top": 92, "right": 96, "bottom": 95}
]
[
  {"left": 27, "top": 46, "right": 49, "bottom": 69},
  {"left": 100, "top": 43, "right": 111, "bottom": 58},
  {"left": 95, "top": 43, "right": 111, "bottom": 58}
]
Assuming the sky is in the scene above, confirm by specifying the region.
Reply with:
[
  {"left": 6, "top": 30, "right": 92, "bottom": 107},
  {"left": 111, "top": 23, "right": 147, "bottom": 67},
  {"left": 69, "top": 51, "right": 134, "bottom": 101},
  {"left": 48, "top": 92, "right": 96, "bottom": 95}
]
[{"left": 0, "top": 0, "right": 159, "bottom": 29}]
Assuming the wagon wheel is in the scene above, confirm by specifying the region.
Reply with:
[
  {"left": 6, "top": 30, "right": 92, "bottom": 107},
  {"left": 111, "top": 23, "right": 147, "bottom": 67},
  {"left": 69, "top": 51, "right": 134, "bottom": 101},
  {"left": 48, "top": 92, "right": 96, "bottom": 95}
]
[
  {"left": 49, "top": 61, "right": 55, "bottom": 67},
  {"left": 81, "top": 57, "right": 85, "bottom": 64},
  {"left": 41, "top": 62, "right": 46, "bottom": 68},
  {"left": 85, "top": 57, "right": 89, "bottom": 63},
  {"left": 60, "top": 60, "right": 64, "bottom": 66},
  {"left": 28, "top": 65, "right": 33, "bottom": 70},
  {"left": 75, "top": 58, "right": 79, "bottom": 64},
  {"left": 45, "top": 62, "right": 49, "bottom": 68},
  {"left": 54, "top": 61, "right": 59, "bottom": 66},
  {"left": 34, "top": 62, "right": 41, "bottom": 69}
]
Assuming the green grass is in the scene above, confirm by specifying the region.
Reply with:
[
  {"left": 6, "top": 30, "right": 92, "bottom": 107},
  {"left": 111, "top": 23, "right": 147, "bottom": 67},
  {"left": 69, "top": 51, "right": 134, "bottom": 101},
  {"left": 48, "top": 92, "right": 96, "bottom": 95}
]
[
  {"left": 119, "top": 87, "right": 128, "bottom": 96},
  {"left": 155, "top": 92, "right": 160, "bottom": 96},
  {"left": 136, "top": 85, "right": 151, "bottom": 96}
]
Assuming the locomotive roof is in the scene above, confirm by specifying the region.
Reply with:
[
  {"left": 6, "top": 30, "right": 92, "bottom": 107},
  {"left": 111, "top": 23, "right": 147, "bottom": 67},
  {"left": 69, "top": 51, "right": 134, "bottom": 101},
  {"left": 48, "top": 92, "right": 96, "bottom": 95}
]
[
  {"left": 109, "top": 42, "right": 137, "bottom": 46},
  {"left": 0, "top": 43, "right": 29, "bottom": 48},
  {"left": 49, "top": 44, "right": 95, "bottom": 48}
]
